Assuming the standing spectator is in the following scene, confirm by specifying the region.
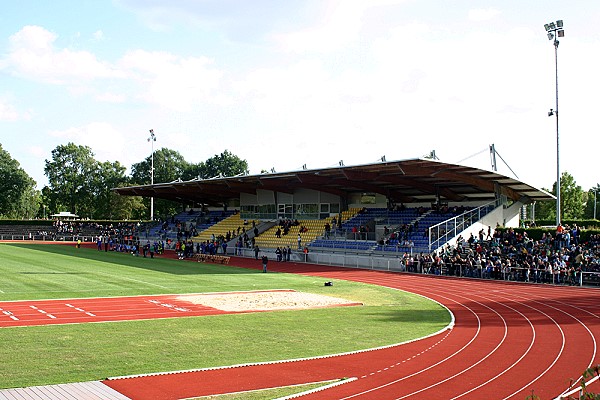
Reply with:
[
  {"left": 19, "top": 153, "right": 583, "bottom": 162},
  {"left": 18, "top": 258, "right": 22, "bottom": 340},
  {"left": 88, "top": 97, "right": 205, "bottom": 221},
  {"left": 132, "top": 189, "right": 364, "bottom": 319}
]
[
  {"left": 254, "top": 245, "right": 260, "bottom": 259},
  {"left": 261, "top": 254, "right": 268, "bottom": 273}
]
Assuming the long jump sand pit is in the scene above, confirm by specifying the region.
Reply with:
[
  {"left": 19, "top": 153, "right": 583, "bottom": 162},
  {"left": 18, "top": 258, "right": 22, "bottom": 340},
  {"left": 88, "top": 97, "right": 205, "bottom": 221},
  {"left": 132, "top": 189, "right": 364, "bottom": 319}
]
[{"left": 175, "top": 290, "right": 363, "bottom": 312}]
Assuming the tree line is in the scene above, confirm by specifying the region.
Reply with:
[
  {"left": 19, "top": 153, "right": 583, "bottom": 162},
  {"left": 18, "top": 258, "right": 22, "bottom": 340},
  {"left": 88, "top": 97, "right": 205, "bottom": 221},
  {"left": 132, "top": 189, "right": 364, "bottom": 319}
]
[
  {"left": 0, "top": 142, "right": 598, "bottom": 222},
  {"left": 0, "top": 142, "right": 248, "bottom": 220}
]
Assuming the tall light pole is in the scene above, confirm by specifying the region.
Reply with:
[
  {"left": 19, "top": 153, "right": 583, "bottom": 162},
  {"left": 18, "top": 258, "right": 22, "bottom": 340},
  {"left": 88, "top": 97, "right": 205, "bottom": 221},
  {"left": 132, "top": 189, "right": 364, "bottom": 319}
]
[
  {"left": 594, "top": 188, "right": 598, "bottom": 220},
  {"left": 148, "top": 129, "right": 156, "bottom": 221},
  {"left": 544, "top": 19, "right": 564, "bottom": 227}
]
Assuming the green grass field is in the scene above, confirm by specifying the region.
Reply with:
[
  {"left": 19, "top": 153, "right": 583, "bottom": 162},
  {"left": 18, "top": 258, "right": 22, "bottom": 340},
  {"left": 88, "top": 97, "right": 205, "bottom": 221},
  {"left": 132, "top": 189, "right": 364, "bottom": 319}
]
[{"left": 0, "top": 243, "right": 450, "bottom": 391}]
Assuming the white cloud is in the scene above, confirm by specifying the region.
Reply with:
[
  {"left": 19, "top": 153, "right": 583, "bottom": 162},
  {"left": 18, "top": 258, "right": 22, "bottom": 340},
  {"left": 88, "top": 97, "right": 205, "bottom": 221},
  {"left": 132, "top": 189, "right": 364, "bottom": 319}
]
[
  {"left": 119, "top": 49, "right": 224, "bottom": 111},
  {"left": 0, "top": 98, "right": 20, "bottom": 121},
  {"left": 5, "top": 25, "right": 122, "bottom": 84},
  {"left": 2, "top": 26, "right": 228, "bottom": 112},
  {"left": 96, "top": 92, "right": 126, "bottom": 103},
  {"left": 468, "top": 8, "right": 501, "bottom": 22},
  {"left": 92, "top": 30, "right": 104, "bottom": 41},
  {"left": 28, "top": 146, "right": 46, "bottom": 158},
  {"left": 50, "top": 122, "right": 129, "bottom": 164},
  {"left": 274, "top": 0, "right": 408, "bottom": 53}
]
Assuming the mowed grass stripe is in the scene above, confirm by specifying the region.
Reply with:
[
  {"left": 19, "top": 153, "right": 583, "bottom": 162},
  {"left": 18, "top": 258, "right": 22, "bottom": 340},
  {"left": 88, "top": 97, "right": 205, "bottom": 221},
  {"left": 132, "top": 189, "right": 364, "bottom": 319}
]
[{"left": 0, "top": 243, "right": 450, "bottom": 389}]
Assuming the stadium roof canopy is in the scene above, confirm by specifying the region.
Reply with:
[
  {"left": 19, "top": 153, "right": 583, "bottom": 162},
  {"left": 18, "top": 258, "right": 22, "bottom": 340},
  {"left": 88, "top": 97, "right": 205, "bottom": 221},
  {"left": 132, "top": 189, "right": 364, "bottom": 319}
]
[{"left": 114, "top": 158, "right": 554, "bottom": 207}]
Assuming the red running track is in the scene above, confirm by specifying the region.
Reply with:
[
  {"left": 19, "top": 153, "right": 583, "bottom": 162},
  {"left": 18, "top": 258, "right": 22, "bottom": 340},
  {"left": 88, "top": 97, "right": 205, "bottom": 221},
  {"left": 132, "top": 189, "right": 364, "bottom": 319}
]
[
  {"left": 0, "top": 289, "right": 358, "bottom": 328},
  {"left": 100, "top": 259, "right": 600, "bottom": 400},
  {"left": 0, "top": 294, "right": 240, "bottom": 327}
]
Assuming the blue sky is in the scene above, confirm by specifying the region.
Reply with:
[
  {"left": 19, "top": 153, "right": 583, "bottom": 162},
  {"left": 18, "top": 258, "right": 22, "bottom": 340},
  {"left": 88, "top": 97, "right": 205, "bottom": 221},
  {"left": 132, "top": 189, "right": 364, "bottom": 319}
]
[{"left": 1, "top": 0, "right": 598, "bottom": 192}]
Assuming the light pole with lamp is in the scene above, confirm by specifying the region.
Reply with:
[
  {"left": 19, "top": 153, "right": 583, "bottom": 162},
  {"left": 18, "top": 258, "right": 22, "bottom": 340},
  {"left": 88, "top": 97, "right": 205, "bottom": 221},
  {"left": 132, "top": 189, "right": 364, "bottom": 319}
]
[
  {"left": 594, "top": 188, "right": 598, "bottom": 220},
  {"left": 544, "top": 19, "right": 564, "bottom": 227},
  {"left": 148, "top": 129, "right": 156, "bottom": 221}
]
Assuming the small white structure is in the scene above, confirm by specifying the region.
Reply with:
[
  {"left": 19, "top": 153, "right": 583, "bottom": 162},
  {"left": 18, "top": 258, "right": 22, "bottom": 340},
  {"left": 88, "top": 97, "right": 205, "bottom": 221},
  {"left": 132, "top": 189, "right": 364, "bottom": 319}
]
[{"left": 51, "top": 212, "right": 80, "bottom": 219}]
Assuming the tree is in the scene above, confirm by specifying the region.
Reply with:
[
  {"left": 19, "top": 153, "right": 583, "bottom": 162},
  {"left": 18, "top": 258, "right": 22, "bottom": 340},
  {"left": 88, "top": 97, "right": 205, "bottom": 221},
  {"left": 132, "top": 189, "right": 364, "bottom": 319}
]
[
  {"left": 17, "top": 185, "right": 41, "bottom": 220},
  {"left": 91, "top": 161, "right": 130, "bottom": 219},
  {"left": 536, "top": 171, "right": 585, "bottom": 222},
  {"left": 195, "top": 150, "right": 249, "bottom": 180},
  {"left": 44, "top": 143, "right": 98, "bottom": 217},
  {"left": 584, "top": 185, "right": 599, "bottom": 220},
  {"left": 130, "top": 148, "right": 190, "bottom": 186},
  {"left": 0, "top": 144, "right": 38, "bottom": 218},
  {"left": 130, "top": 148, "right": 191, "bottom": 219},
  {"left": 105, "top": 184, "right": 146, "bottom": 220}
]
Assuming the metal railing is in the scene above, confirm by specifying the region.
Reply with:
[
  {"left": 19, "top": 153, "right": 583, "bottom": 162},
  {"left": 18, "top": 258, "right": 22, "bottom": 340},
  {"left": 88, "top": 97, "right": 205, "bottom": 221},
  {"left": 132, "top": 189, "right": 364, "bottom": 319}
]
[{"left": 428, "top": 199, "right": 502, "bottom": 252}]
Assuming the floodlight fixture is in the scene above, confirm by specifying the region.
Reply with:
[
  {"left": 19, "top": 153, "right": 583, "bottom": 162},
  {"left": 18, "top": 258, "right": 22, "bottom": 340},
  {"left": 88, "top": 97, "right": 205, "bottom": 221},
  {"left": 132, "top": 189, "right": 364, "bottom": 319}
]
[
  {"left": 543, "top": 19, "right": 564, "bottom": 226},
  {"left": 147, "top": 129, "right": 157, "bottom": 221}
]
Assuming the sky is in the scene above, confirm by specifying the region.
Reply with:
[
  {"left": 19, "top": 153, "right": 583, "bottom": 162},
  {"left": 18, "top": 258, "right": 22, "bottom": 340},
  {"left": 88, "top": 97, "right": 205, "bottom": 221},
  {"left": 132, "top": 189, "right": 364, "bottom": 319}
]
[{"left": 1, "top": 0, "right": 599, "bottom": 193}]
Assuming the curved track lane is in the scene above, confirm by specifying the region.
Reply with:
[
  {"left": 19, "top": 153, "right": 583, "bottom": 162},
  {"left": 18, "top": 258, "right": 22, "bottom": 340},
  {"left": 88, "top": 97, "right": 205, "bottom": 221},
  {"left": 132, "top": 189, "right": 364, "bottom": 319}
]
[{"left": 104, "top": 260, "right": 600, "bottom": 400}]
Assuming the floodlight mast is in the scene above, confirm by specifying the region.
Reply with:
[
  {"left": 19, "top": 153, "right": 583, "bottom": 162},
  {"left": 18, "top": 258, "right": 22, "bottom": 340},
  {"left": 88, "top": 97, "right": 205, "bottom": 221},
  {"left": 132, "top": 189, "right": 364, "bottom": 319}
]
[
  {"left": 544, "top": 20, "right": 564, "bottom": 227},
  {"left": 148, "top": 129, "right": 156, "bottom": 221}
]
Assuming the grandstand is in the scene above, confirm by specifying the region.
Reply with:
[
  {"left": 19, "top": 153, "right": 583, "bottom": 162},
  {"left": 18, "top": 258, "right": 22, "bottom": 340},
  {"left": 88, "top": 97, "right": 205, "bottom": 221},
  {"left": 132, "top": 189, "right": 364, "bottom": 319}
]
[{"left": 112, "top": 158, "right": 553, "bottom": 259}]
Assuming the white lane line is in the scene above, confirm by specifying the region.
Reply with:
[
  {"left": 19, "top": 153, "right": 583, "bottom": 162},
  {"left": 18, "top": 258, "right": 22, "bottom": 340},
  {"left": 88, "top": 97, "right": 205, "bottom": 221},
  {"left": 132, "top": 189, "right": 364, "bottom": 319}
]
[
  {"left": 390, "top": 277, "right": 572, "bottom": 400},
  {"left": 1, "top": 308, "right": 19, "bottom": 321},
  {"left": 448, "top": 297, "right": 536, "bottom": 399},
  {"left": 394, "top": 298, "right": 509, "bottom": 400},
  {"left": 500, "top": 292, "right": 597, "bottom": 400},
  {"left": 147, "top": 300, "right": 190, "bottom": 312},
  {"left": 64, "top": 303, "right": 97, "bottom": 318},
  {"left": 339, "top": 294, "right": 482, "bottom": 400}
]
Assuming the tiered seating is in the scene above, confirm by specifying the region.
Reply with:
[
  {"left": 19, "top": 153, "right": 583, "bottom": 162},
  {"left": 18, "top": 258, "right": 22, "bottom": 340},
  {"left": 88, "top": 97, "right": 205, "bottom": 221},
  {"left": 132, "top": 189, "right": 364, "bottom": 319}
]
[
  {"left": 253, "top": 210, "right": 358, "bottom": 250},
  {"left": 195, "top": 210, "right": 236, "bottom": 230},
  {"left": 0, "top": 225, "right": 53, "bottom": 239},
  {"left": 310, "top": 239, "right": 374, "bottom": 251},
  {"left": 149, "top": 210, "right": 234, "bottom": 240},
  {"left": 377, "top": 209, "right": 466, "bottom": 253},
  {"left": 194, "top": 214, "right": 246, "bottom": 242},
  {"left": 253, "top": 219, "right": 325, "bottom": 250},
  {"left": 341, "top": 207, "right": 420, "bottom": 231}
]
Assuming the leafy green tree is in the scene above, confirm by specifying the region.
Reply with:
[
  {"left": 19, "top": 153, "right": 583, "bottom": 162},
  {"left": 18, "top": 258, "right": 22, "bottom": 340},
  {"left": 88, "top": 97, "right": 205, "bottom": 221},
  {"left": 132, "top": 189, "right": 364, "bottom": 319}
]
[
  {"left": 129, "top": 148, "right": 249, "bottom": 219},
  {"left": 44, "top": 143, "right": 98, "bottom": 217},
  {"left": 196, "top": 150, "right": 249, "bottom": 179},
  {"left": 536, "top": 171, "right": 585, "bottom": 222},
  {"left": 130, "top": 148, "right": 191, "bottom": 219},
  {"left": 92, "top": 160, "right": 131, "bottom": 219},
  {"left": 560, "top": 172, "right": 585, "bottom": 220},
  {"left": 130, "top": 148, "right": 190, "bottom": 186},
  {"left": 584, "top": 185, "right": 600, "bottom": 220},
  {"left": 0, "top": 143, "right": 38, "bottom": 218},
  {"left": 106, "top": 185, "right": 146, "bottom": 220},
  {"left": 17, "top": 185, "right": 41, "bottom": 219}
]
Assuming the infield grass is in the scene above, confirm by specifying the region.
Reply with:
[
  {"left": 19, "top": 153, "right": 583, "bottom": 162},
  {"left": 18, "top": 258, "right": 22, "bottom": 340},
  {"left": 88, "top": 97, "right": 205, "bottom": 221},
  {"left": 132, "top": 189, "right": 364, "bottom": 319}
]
[{"left": 0, "top": 243, "right": 450, "bottom": 389}]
